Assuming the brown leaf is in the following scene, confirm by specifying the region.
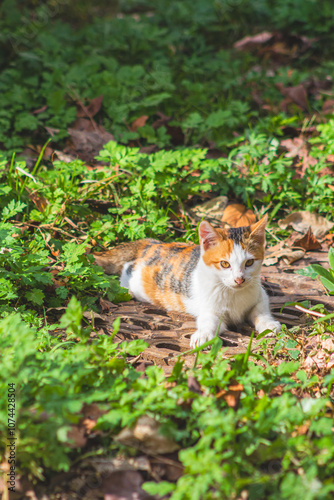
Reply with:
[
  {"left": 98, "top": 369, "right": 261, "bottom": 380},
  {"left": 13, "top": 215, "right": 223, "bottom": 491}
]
[
  {"left": 190, "top": 196, "right": 228, "bottom": 222},
  {"left": 216, "top": 383, "right": 244, "bottom": 408},
  {"left": 228, "top": 383, "right": 244, "bottom": 392},
  {"left": 281, "top": 137, "right": 307, "bottom": 158},
  {"left": 53, "top": 150, "right": 76, "bottom": 163},
  {"left": 77, "top": 95, "right": 104, "bottom": 118},
  {"left": 278, "top": 211, "right": 334, "bottom": 238},
  {"left": 293, "top": 227, "right": 322, "bottom": 251},
  {"left": 221, "top": 203, "right": 257, "bottom": 227},
  {"left": 292, "top": 421, "right": 310, "bottom": 437},
  {"left": 115, "top": 415, "right": 180, "bottom": 454},
  {"left": 139, "top": 145, "right": 158, "bottom": 154},
  {"left": 67, "top": 118, "right": 114, "bottom": 161},
  {"left": 279, "top": 84, "right": 308, "bottom": 111},
  {"left": 322, "top": 99, "right": 334, "bottom": 115},
  {"left": 100, "top": 297, "right": 117, "bottom": 312},
  {"left": 322, "top": 233, "right": 334, "bottom": 248},
  {"left": 152, "top": 111, "right": 171, "bottom": 129},
  {"left": 25, "top": 189, "right": 49, "bottom": 212},
  {"left": 31, "top": 105, "right": 48, "bottom": 115},
  {"left": 66, "top": 425, "right": 87, "bottom": 448},
  {"left": 45, "top": 126, "right": 60, "bottom": 136},
  {"left": 131, "top": 115, "right": 149, "bottom": 131},
  {"left": 304, "top": 337, "right": 334, "bottom": 371},
  {"left": 234, "top": 31, "right": 273, "bottom": 50},
  {"left": 187, "top": 376, "right": 203, "bottom": 394},
  {"left": 263, "top": 247, "right": 305, "bottom": 266},
  {"left": 102, "top": 470, "right": 153, "bottom": 500},
  {"left": 280, "top": 136, "right": 316, "bottom": 175}
]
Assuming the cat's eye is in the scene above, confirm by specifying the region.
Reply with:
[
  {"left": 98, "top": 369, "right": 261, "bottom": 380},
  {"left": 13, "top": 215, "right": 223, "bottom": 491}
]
[
  {"left": 220, "top": 261, "right": 230, "bottom": 268},
  {"left": 245, "top": 259, "right": 254, "bottom": 267}
]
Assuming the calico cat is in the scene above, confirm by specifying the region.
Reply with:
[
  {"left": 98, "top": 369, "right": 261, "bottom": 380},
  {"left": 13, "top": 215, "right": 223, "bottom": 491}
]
[{"left": 94, "top": 215, "right": 281, "bottom": 347}]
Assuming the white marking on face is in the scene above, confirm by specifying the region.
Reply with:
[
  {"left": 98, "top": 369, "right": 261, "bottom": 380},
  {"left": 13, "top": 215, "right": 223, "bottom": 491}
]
[{"left": 219, "top": 244, "right": 262, "bottom": 288}]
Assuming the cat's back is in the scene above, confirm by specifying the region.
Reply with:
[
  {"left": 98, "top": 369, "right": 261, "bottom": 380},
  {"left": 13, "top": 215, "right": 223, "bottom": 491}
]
[{"left": 121, "top": 239, "right": 201, "bottom": 312}]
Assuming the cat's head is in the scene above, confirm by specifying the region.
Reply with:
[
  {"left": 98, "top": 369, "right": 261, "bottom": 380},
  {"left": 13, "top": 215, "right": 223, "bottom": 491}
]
[{"left": 198, "top": 215, "right": 267, "bottom": 289}]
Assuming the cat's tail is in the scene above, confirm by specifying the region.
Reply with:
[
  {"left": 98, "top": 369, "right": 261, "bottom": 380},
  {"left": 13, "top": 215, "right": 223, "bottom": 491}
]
[{"left": 93, "top": 240, "right": 148, "bottom": 275}]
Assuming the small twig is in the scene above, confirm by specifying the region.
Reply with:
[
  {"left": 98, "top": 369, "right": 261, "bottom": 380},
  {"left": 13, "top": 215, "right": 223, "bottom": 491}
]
[
  {"left": 128, "top": 354, "right": 142, "bottom": 364},
  {"left": 295, "top": 305, "right": 326, "bottom": 318}
]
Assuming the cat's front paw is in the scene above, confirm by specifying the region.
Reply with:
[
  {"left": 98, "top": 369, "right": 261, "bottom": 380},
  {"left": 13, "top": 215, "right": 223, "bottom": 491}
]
[
  {"left": 257, "top": 320, "right": 281, "bottom": 337},
  {"left": 190, "top": 330, "right": 216, "bottom": 348}
]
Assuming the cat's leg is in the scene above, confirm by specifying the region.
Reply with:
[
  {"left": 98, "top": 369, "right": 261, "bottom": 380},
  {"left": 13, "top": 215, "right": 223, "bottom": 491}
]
[
  {"left": 248, "top": 288, "right": 281, "bottom": 337},
  {"left": 190, "top": 313, "right": 227, "bottom": 348}
]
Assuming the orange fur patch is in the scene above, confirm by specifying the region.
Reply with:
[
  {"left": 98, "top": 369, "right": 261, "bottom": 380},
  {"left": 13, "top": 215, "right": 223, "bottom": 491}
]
[
  {"left": 139, "top": 242, "right": 196, "bottom": 312},
  {"left": 202, "top": 239, "right": 234, "bottom": 269}
]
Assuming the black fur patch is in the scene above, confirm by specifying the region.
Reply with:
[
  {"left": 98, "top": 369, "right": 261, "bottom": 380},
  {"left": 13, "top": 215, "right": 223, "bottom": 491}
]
[
  {"left": 227, "top": 226, "right": 250, "bottom": 244},
  {"left": 171, "top": 246, "right": 200, "bottom": 297},
  {"left": 126, "top": 263, "right": 134, "bottom": 277}
]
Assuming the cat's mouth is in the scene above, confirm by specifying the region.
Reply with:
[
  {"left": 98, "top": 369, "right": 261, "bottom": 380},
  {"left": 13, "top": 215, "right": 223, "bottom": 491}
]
[{"left": 231, "top": 280, "right": 248, "bottom": 289}]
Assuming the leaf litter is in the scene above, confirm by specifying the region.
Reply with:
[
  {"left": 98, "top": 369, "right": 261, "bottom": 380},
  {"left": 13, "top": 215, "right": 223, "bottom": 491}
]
[{"left": 279, "top": 211, "right": 334, "bottom": 238}]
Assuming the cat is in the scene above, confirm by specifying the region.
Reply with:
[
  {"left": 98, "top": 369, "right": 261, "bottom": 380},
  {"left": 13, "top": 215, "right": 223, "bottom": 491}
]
[{"left": 93, "top": 214, "right": 281, "bottom": 347}]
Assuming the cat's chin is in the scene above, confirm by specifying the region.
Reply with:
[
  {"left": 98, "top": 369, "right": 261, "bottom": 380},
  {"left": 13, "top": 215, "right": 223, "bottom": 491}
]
[{"left": 227, "top": 281, "right": 249, "bottom": 290}]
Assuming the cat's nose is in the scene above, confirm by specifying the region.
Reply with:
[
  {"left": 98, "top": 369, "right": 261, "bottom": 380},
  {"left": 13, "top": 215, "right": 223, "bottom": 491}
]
[{"left": 234, "top": 277, "right": 245, "bottom": 285}]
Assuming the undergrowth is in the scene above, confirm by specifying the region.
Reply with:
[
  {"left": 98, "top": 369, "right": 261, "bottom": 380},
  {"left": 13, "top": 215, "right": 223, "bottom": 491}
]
[{"left": 1, "top": 302, "right": 334, "bottom": 499}]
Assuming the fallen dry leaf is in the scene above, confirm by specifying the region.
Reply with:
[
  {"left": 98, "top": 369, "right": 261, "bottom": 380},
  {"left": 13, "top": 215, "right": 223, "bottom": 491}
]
[
  {"left": 291, "top": 421, "right": 310, "bottom": 437},
  {"left": 25, "top": 188, "right": 49, "bottom": 212},
  {"left": 278, "top": 83, "right": 309, "bottom": 111},
  {"left": 100, "top": 297, "right": 117, "bottom": 312},
  {"left": 304, "top": 336, "right": 334, "bottom": 371},
  {"left": 322, "top": 233, "right": 334, "bottom": 248},
  {"left": 263, "top": 247, "right": 305, "bottom": 266},
  {"left": 66, "top": 425, "right": 87, "bottom": 448},
  {"left": 293, "top": 227, "right": 322, "bottom": 251},
  {"left": 32, "top": 104, "right": 48, "bottom": 115},
  {"left": 53, "top": 150, "right": 76, "bottom": 163},
  {"left": 82, "top": 403, "right": 107, "bottom": 434},
  {"left": 281, "top": 137, "right": 307, "bottom": 158},
  {"left": 67, "top": 117, "right": 114, "bottom": 162},
  {"left": 187, "top": 376, "right": 203, "bottom": 394},
  {"left": 152, "top": 111, "right": 171, "bottom": 129},
  {"left": 189, "top": 196, "right": 228, "bottom": 223},
  {"left": 234, "top": 31, "right": 273, "bottom": 50},
  {"left": 280, "top": 137, "right": 316, "bottom": 175},
  {"left": 322, "top": 99, "right": 334, "bottom": 115},
  {"left": 84, "top": 456, "right": 151, "bottom": 476},
  {"left": 216, "top": 383, "right": 244, "bottom": 409},
  {"left": 221, "top": 203, "right": 257, "bottom": 227},
  {"left": 278, "top": 211, "right": 334, "bottom": 238},
  {"left": 131, "top": 115, "right": 149, "bottom": 131},
  {"left": 77, "top": 94, "right": 104, "bottom": 118},
  {"left": 102, "top": 470, "right": 153, "bottom": 500},
  {"left": 115, "top": 415, "right": 180, "bottom": 454}
]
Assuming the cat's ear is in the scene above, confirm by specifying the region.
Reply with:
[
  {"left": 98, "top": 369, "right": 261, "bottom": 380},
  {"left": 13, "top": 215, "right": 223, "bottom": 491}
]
[
  {"left": 199, "top": 221, "right": 221, "bottom": 250},
  {"left": 249, "top": 214, "right": 268, "bottom": 246}
]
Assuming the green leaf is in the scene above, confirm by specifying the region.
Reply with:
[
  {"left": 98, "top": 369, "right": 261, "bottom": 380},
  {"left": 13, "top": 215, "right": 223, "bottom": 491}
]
[
  {"left": 276, "top": 361, "right": 300, "bottom": 375},
  {"left": 2, "top": 199, "right": 27, "bottom": 221},
  {"left": 320, "top": 276, "right": 334, "bottom": 293},
  {"left": 296, "top": 370, "right": 308, "bottom": 384},
  {"left": 310, "top": 264, "right": 333, "bottom": 283},
  {"left": 25, "top": 288, "right": 45, "bottom": 305},
  {"left": 328, "top": 247, "right": 334, "bottom": 270},
  {"left": 142, "top": 481, "right": 175, "bottom": 496}
]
